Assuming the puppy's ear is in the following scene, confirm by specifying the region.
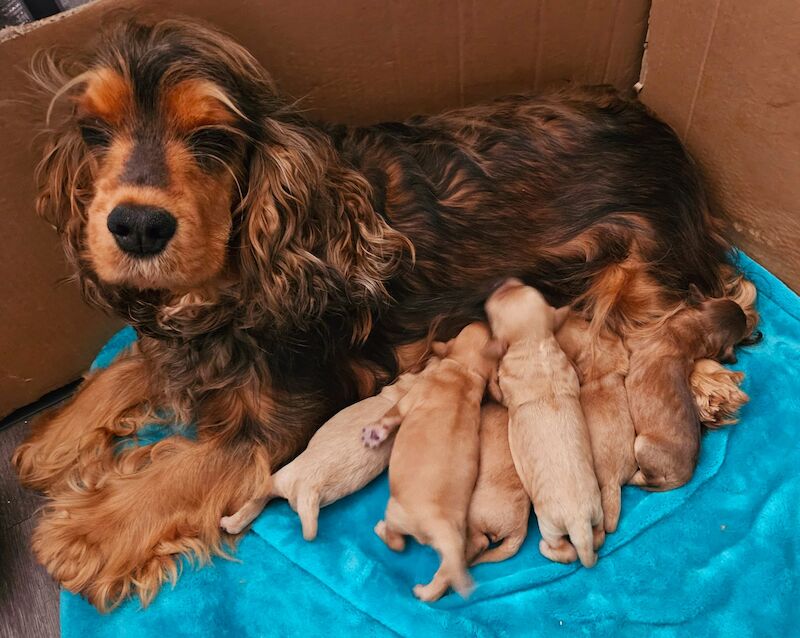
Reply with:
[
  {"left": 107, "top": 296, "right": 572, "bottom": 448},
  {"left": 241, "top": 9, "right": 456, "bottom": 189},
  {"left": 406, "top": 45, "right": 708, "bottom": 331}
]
[
  {"left": 552, "top": 306, "right": 571, "bottom": 332},
  {"left": 488, "top": 369, "right": 504, "bottom": 404},
  {"left": 431, "top": 340, "right": 451, "bottom": 358},
  {"left": 483, "top": 338, "right": 507, "bottom": 361}
]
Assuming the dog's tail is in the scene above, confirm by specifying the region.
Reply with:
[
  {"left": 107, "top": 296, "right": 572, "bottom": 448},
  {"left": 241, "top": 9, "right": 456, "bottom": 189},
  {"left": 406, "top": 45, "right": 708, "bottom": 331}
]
[
  {"left": 567, "top": 518, "right": 598, "bottom": 568},
  {"left": 471, "top": 529, "right": 526, "bottom": 566},
  {"left": 600, "top": 484, "right": 622, "bottom": 534},
  {"left": 295, "top": 488, "right": 322, "bottom": 541}
]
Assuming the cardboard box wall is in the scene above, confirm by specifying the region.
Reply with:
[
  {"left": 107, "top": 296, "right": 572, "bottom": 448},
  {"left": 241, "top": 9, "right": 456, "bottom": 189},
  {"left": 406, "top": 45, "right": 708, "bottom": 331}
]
[{"left": 0, "top": 0, "right": 797, "bottom": 418}]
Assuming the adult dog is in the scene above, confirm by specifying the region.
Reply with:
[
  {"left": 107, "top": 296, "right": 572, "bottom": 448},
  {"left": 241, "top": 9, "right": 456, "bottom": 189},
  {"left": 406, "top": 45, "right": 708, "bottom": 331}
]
[{"left": 14, "top": 18, "right": 756, "bottom": 610}]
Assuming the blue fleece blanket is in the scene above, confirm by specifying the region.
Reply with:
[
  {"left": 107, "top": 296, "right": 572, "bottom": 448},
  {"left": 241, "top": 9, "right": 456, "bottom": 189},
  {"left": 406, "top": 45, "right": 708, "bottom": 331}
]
[{"left": 61, "top": 253, "right": 800, "bottom": 637}]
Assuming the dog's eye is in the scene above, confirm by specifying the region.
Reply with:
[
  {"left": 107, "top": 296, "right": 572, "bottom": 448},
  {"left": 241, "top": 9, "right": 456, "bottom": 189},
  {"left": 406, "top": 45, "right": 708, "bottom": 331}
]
[
  {"left": 186, "top": 128, "right": 237, "bottom": 171},
  {"left": 79, "top": 120, "right": 111, "bottom": 148}
]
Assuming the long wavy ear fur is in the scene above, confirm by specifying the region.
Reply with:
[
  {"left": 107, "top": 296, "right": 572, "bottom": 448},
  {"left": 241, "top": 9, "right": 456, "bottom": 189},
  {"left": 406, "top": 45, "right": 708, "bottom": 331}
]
[
  {"left": 31, "top": 51, "right": 94, "bottom": 274},
  {"left": 238, "top": 117, "right": 412, "bottom": 343}
]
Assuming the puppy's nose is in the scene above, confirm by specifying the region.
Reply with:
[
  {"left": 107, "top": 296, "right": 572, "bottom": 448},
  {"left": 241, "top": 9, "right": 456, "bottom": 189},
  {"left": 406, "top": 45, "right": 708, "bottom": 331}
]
[{"left": 107, "top": 204, "right": 177, "bottom": 256}]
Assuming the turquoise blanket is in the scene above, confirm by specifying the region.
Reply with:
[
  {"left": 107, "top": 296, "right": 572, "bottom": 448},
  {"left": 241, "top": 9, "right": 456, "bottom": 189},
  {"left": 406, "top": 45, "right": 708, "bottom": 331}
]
[{"left": 61, "top": 254, "right": 800, "bottom": 637}]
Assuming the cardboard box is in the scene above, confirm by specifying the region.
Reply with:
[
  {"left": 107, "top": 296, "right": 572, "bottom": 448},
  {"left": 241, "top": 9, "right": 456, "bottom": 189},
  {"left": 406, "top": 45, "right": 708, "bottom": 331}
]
[
  {"left": 640, "top": 0, "right": 800, "bottom": 293},
  {"left": 0, "top": 0, "right": 796, "bottom": 417}
]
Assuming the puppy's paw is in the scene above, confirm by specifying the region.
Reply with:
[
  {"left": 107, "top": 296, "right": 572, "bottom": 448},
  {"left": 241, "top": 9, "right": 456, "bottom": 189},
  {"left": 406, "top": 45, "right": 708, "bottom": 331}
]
[
  {"left": 539, "top": 538, "right": 578, "bottom": 564},
  {"left": 220, "top": 514, "right": 246, "bottom": 535},
  {"left": 361, "top": 424, "right": 390, "bottom": 448}
]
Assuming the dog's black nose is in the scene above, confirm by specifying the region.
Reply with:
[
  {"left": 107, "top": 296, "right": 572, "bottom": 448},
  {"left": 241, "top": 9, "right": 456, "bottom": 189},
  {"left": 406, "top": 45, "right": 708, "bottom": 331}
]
[{"left": 107, "top": 205, "right": 177, "bottom": 256}]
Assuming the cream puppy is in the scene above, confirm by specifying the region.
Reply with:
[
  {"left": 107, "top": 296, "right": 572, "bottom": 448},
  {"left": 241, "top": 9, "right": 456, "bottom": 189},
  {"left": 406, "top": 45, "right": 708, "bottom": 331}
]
[
  {"left": 557, "top": 315, "right": 635, "bottom": 533},
  {"left": 485, "top": 279, "right": 604, "bottom": 567},
  {"left": 466, "top": 402, "right": 530, "bottom": 564},
  {"left": 367, "top": 322, "right": 502, "bottom": 602},
  {"left": 220, "top": 371, "right": 420, "bottom": 539}
]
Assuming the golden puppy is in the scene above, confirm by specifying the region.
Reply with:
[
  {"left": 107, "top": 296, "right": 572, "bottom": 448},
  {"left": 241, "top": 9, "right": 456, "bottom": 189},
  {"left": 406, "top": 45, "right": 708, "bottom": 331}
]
[
  {"left": 485, "top": 279, "right": 604, "bottom": 568},
  {"left": 465, "top": 402, "right": 530, "bottom": 565},
  {"left": 367, "top": 322, "right": 501, "bottom": 602},
  {"left": 626, "top": 296, "right": 749, "bottom": 490},
  {"left": 220, "top": 371, "right": 420, "bottom": 539},
  {"left": 556, "top": 315, "right": 636, "bottom": 534}
]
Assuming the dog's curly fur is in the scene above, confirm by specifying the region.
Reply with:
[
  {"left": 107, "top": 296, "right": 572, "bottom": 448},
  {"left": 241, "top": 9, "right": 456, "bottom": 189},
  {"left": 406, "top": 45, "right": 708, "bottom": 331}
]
[{"left": 14, "top": 17, "right": 757, "bottom": 610}]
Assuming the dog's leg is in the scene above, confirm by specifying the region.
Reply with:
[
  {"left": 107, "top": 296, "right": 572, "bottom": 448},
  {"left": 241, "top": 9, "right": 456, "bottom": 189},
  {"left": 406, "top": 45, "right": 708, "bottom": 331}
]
[
  {"left": 32, "top": 433, "right": 273, "bottom": 611},
  {"left": 29, "top": 384, "right": 317, "bottom": 612},
  {"left": 220, "top": 494, "right": 271, "bottom": 535},
  {"left": 538, "top": 517, "right": 579, "bottom": 565},
  {"left": 413, "top": 521, "right": 472, "bottom": 602},
  {"left": 361, "top": 405, "right": 403, "bottom": 448},
  {"left": 13, "top": 351, "right": 153, "bottom": 493},
  {"left": 465, "top": 526, "right": 490, "bottom": 564},
  {"left": 374, "top": 519, "right": 406, "bottom": 552},
  {"left": 471, "top": 529, "right": 526, "bottom": 565}
]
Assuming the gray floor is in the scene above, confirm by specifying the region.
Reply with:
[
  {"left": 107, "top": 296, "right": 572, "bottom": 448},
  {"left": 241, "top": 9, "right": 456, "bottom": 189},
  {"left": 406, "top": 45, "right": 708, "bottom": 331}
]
[{"left": 0, "top": 418, "right": 60, "bottom": 638}]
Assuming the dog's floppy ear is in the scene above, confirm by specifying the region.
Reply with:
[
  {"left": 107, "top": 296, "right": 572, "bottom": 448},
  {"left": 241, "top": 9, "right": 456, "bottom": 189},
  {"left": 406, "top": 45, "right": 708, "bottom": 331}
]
[
  {"left": 238, "top": 117, "right": 411, "bottom": 341},
  {"left": 431, "top": 340, "right": 452, "bottom": 358},
  {"left": 483, "top": 338, "right": 507, "bottom": 361},
  {"left": 552, "top": 306, "right": 571, "bottom": 332},
  {"left": 488, "top": 369, "right": 504, "bottom": 403},
  {"left": 32, "top": 54, "right": 95, "bottom": 272}
]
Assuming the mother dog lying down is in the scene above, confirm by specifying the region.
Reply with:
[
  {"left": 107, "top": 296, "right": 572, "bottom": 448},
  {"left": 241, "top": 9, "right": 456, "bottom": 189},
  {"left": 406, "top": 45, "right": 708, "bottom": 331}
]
[{"left": 14, "top": 17, "right": 757, "bottom": 610}]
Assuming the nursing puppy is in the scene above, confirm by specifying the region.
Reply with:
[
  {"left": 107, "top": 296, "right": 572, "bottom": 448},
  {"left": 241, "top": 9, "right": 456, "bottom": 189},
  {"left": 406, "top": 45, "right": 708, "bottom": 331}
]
[
  {"left": 626, "top": 295, "right": 749, "bottom": 490},
  {"left": 466, "top": 402, "right": 530, "bottom": 565},
  {"left": 220, "top": 371, "right": 421, "bottom": 539},
  {"left": 485, "top": 280, "right": 604, "bottom": 567},
  {"left": 556, "top": 315, "right": 636, "bottom": 533},
  {"left": 368, "top": 322, "right": 501, "bottom": 602}
]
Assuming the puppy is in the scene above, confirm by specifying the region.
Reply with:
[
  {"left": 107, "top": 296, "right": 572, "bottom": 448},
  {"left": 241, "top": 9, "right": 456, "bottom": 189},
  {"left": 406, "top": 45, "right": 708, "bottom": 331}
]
[
  {"left": 625, "top": 296, "right": 749, "bottom": 490},
  {"left": 485, "top": 280, "right": 604, "bottom": 568},
  {"left": 465, "top": 402, "right": 531, "bottom": 565},
  {"left": 690, "top": 358, "right": 749, "bottom": 427},
  {"left": 557, "top": 315, "right": 636, "bottom": 533},
  {"left": 368, "top": 322, "right": 502, "bottom": 602},
  {"left": 220, "top": 371, "right": 420, "bottom": 539}
]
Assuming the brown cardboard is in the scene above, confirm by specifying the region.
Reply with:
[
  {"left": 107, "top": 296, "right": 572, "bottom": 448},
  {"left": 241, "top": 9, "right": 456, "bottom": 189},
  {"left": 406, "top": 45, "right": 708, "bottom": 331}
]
[
  {"left": 0, "top": 0, "right": 649, "bottom": 417},
  {"left": 641, "top": 0, "right": 800, "bottom": 291}
]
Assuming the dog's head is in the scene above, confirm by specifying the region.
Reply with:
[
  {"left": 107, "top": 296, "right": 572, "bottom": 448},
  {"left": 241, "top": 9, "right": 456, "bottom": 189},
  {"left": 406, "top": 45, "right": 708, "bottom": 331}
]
[
  {"left": 36, "top": 18, "right": 408, "bottom": 337},
  {"left": 484, "top": 278, "right": 568, "bottom": 344}
]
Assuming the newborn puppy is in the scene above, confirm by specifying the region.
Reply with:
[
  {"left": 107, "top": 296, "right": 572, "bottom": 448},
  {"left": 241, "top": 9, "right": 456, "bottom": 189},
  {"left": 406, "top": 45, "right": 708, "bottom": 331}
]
[
  {"left": 557, "top": 315, "right": 636, "bottom": 533},
  {"left": 485, "top": 280, "right": 604, "bottom": 568},
  {"left": 220, "top": 371, "right": 420, "bottom": 539},
  {"left": 690, "top": 358, "right": 749, "bottom": 427},
  {"left": 466, "top": 402, "right": 530, "bottom": 565},
  {"left": 626, "top": 296, "right": 749, "bottom": 490},
  {"left": 370, "top": 322, "right": 502, "bottom": 602}
]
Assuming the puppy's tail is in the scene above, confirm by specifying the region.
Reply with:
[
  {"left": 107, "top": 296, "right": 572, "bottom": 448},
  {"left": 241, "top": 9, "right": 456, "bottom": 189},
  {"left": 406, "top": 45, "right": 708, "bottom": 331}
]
[
  {"left": 426, "top": 523, "right": 473, "bottom": 600},
  {"left": 471, "top": 529, "right": 526, "bottom": 565},
  {"left": 567, "top": 519, "right": 597, "bottom": 568},
  {"left": 295, "top": 488, "right": 322, "bottom": 541},
  {"left": 600, "top": 484, "right": 622, "bottom": 534}
]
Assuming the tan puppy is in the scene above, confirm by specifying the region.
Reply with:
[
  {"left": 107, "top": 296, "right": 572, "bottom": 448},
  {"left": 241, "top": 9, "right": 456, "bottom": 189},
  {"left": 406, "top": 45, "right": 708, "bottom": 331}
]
[
  {"left": 626, "top": 296, "right": 749, "bottom": 490},
  {"left": 465, "top": 402, "right": 530, "bottom": 564},
  {"left": 485, "top": 279, "right": 604, "bottom": 568},
  {"left": 367, "top": 322, "right": 502, "bottom": 602},
  {"left": 220, "top": 371, "right": 420, "bottom": 539},
  {"left": 556, "top": 315, "right": 636, "bottom": 533}
]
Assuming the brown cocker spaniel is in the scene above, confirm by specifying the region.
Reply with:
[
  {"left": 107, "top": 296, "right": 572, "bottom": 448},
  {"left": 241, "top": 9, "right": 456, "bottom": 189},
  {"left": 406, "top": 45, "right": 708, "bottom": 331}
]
[{"left": 13, "top": 17, "right": 757, "bottom": 610}]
